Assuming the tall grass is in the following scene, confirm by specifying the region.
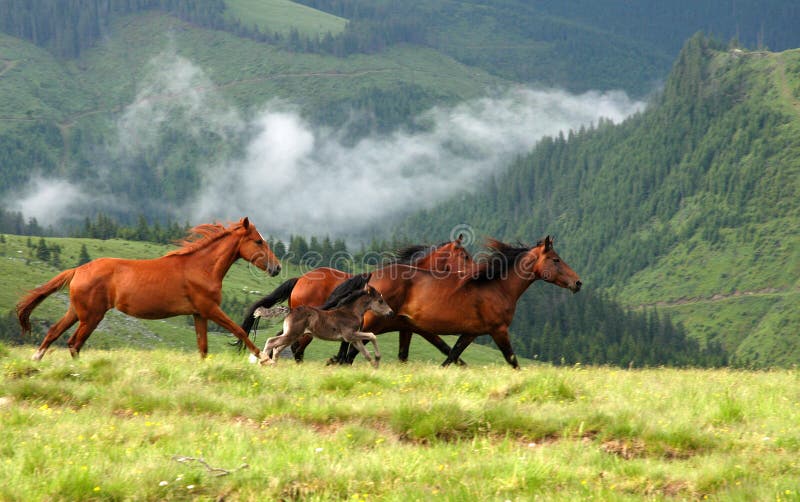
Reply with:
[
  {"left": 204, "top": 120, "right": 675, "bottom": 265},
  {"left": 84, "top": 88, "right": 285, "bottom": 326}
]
[{"left": 1, "top": 344, "right": 798, "bottom": 500}]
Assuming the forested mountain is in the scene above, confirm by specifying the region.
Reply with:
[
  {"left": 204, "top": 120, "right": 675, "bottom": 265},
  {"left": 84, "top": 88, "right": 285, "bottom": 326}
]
[
  {"left": 298, "top": 0, "right": 800, "bottom": 95},
  {"left": 397, "top": 35, "right": 800, "bottom": 368}
]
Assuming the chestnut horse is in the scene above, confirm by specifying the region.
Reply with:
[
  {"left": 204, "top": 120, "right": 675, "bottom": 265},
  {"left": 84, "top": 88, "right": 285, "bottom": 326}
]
[
  {"left": 17, "top": 217, "right": 280, "bottom": 361},
  {"left": 260, "top": 283, "right": 393, "bottom": 368},
  {"left": 334, "top": 236, "right": 581, "bottom": 368},
  {"left": 241, "top": 236, "right": 472, "bottom": 363}
]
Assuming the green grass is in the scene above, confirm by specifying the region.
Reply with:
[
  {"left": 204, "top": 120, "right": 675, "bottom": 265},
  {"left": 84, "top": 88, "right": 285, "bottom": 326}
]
[
  {"left": 1, "top": 345, "right": 798, "bottom": 500},
  {"left": 224, "top": 0, "right": 347, "bottom": 38}
]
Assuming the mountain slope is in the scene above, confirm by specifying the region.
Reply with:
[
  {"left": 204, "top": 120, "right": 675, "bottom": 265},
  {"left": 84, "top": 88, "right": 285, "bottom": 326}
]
[
  {"left": 0, "top": 11, "right": 504, "bottom": 221},
  {"left": 397, "top": 36, "right": 800, "bottom": 367}
]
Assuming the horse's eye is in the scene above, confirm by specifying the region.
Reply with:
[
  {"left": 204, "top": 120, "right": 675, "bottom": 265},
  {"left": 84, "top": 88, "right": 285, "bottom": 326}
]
[
  {"left": 553, "top": 258, "right": 560, "bottom": 263},
  {"left": 255, "top": 239, "right": 263, "bottom": 245}
]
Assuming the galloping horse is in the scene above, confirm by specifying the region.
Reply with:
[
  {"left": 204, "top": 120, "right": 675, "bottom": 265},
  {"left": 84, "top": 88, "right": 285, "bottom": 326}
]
[
  {"left": 335, "top": 236, "right": 581, "bottom": 368},
  {"left": 260, "top": 282, "right": 393, "bottom": 368},
  {"left": 241, "top": 236, "right": 472, "bottom": 363},
  {"left": 17, "top": 217, "right": 280, "bottom": 360}
]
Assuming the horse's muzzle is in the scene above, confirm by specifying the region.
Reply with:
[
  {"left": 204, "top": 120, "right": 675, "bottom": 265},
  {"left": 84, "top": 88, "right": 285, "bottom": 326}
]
[
  {"left": 572, "top": 280, "right": 582, "bottom": 293},
  {"left": 268, "top": 265, "right": 281, "bottom": 277}
]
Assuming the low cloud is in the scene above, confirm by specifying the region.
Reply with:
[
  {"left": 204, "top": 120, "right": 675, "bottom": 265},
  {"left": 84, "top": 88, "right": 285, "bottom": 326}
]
[
  {"left": 190, "top": 86, "right": 644, "bottom": 237},
  {"left": 7, "top": 52, "right": 646, "bottom": 238},
  {"left": 10, "top": 178, "right": 84, "bottom": 227}
]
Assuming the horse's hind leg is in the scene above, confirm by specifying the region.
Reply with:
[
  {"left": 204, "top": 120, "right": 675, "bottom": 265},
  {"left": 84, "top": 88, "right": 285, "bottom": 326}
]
[
  {"left": 193, "top": 315, "right": 209, "bottom": 358},
  {"left": 67, "top": 314, "right": 105, "bottom": 359},
  {"left": 442, "top": 334, "right": 478, "bottom": 367},
  {"left": 397, "top": 330, "right": 412, "bottom": 362},
  {"left": 261, "top": 319, "right": 298, "bottom": 365},
  {"left": 327, "top": 341, "right": 352, "bottom": 365},
  {"left": 291, "top": 334, "right": 313, "bottom": 363},
  {"left": 418, "top": 332, "right": 466, "bottom": 366},
  {"left": 262, "top": 336, "right": 285, "bottom": 364},
  {"left": 32, "top": 308, "right": 78, "bottom": 361}
]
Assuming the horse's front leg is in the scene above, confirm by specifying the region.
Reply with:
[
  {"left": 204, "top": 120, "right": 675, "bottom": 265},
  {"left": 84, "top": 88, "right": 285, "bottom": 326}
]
[
  {"left": 358, "top": 331, "right": 381, "bottom": 367},
  {"left": 345, "top": 332, "right": 380, "bottom": 368},
  {"left": 488, "top": 328, "right": 520, "bottom": 369},
  {"left": 205, "top": 305, "right": 261, "bottom": 358},
  {"left": 193, "top": 315, "right": 209, "bottom": 358}
]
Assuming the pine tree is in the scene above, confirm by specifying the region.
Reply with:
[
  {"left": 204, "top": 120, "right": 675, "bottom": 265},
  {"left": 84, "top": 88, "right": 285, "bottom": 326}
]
[{"left": 77, "top": 244, "right": 91, "bottom": 266}]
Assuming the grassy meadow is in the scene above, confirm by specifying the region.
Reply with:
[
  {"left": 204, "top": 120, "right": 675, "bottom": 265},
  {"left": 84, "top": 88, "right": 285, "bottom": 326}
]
[
  {"left": 223, "top": 0, "right": 347, "bottom": 38},
  {"left": 1, "top": 345, "right": 798, "bottom": 501}
]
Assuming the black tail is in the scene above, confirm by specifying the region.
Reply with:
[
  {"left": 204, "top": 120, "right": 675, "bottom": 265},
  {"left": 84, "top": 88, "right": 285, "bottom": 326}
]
[
  {"left": 321, "top": 273, "right": 371, "bottom": 310},
  {"left": 233, "top": 277, "right": 299, "bottom": 351}
]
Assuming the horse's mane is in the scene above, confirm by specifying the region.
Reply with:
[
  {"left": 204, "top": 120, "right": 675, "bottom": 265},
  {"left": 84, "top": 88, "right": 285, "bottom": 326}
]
[
  {"left": 471, "top": 239, "right": 540, "bottom": 282},
  {"left": 392, "top": 240, "right": 455, "bottom": 265},
  {"left": 392, "top": 244, "right": 435, "bottom": 265},
  {"left": 321, "top": 273, "right": 372, "bottom": 310},
  {"left": 166, "top": 222, "right": 240, "bottom": 256}
]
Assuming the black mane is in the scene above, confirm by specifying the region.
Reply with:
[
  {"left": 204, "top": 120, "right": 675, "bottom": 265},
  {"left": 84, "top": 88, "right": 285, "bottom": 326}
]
[
  {"left": 392, "top": 240, "right": 453, "bottom": 265},
  {"left": 472, "top": 239, "right": 539, "bottom": 282},
  {"left": 321, "top": 273, "right": 371, "bottom": 310},
  {"left": 393, "top": 245, "right": 435, "bottom": 265}
]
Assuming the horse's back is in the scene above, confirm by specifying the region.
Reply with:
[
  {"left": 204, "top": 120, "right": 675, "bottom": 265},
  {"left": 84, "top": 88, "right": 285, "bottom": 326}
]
[
  {"left": 69, "top": 255, "right": 193, "bottom": 317},
  {"left": 292, "top": 267, "right": 352, "bottom": 307}
]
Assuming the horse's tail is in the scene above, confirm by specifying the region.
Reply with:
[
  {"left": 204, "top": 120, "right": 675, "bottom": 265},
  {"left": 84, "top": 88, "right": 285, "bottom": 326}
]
[
  {"left": 321, "top": 272, "right": 371, "bottom": 310},
  {"left": 240, "top": 277, "right": 299, "bottom": 335},
  {"left": 16, "top": 269, "right": 76, "bottom": 335}
]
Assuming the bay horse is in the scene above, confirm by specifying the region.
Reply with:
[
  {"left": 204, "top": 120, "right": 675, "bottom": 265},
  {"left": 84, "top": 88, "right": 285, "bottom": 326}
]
[
  {"left": 240, "top": 236, "right": 472, "bottom": 363},
  {"left": 16, "top": 217, "right": 281, "bottom": 361},
  {"left": 259, "top": 281, "right": 393, "bottom": 368},
  {"left": 334, "top": 236, "right": 581, "bottom": 368}
]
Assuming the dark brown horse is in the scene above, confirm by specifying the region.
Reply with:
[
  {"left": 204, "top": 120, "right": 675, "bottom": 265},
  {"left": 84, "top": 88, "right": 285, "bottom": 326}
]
[
  {"left": 335, "top": 236, "right": 581, "bottom": 368},
  {"left": 17, "top": 218, "right": 280, "bottom": 360},
  {"left": 241, "top": 236, "right": 472, "bottom": 363},
  {"left": 260, "top": 282, "right": 393, "bottom": 368}
]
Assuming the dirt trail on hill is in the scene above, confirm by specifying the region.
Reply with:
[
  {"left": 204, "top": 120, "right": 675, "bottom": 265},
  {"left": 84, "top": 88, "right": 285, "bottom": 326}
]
[{"left": 634, "top": 287, "right": 791, "bottom": 309}]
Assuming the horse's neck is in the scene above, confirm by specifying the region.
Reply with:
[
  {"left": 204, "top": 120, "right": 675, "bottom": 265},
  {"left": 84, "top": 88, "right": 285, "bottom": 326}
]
[
  {"left": 494, "top": 270, "right": 536, "bottom": 302},
  {"left": 417, "top": 252, "right": 462, "bottom": 271},
  {"left": 190, "top": 234, "right": 241, "bottom": 280}
]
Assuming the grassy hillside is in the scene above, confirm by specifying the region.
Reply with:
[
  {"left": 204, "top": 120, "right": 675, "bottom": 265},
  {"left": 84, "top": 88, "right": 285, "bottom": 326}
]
[
  {"left": 1, "top": 345, "right": 798, "bottom": 500},
  {"left": 396, "top": 38, "right": 800, "bottom": 368},
  {"left": 224, "top": 0, "right": 347, "bottom": 38}
]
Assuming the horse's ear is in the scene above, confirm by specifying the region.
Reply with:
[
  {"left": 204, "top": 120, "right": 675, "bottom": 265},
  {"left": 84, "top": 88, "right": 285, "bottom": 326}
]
[
  {"left": 242, "top": 217, "right": 250, "bottom": 229},
  {"left": 456, "top": 233, "right": 463, "bottom": 243},
  {"left": 544, "top": 236, "right": 553, "bottom": 252}
]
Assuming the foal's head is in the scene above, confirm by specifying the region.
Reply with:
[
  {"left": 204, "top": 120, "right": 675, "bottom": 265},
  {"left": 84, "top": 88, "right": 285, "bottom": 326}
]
[{"left": 363, "top": 286, "right": 394, "bottom": 317}]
